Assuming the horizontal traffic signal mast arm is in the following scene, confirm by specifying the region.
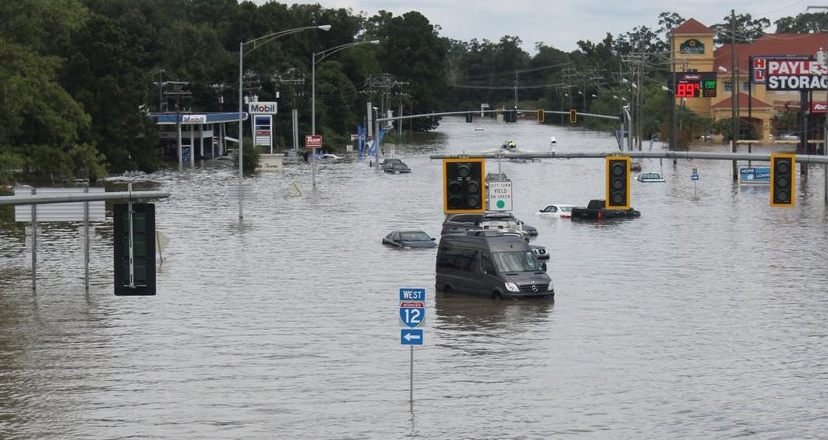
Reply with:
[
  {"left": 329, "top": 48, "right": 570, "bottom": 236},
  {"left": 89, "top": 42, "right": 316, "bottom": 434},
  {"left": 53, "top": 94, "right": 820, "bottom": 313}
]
[
  {"left": 430, "top": 151, "right": 828, "bottom": 164},
  {"left": 375, "top": 109, "right": 620, "bottom": 123}
]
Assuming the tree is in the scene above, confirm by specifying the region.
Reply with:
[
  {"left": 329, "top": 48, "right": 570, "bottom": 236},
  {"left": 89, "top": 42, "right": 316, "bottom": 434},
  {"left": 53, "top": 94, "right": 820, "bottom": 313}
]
[
  {"left": 712, "top": 13, "right": 770, "bottom": 45},
  {"left": 61, "top": 14, "right": 160, "bottom": 173},
  {"left": 775, "top": 12, "right": 828, "bottom": 34},
  {"left": 375, "top": 11, "right": 448, "bottom": 131}
]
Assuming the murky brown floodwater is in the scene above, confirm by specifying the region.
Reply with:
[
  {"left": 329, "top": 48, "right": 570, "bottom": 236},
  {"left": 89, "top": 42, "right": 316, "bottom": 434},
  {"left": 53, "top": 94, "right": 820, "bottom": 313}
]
[{"left": 1, "top": 117, "right": 827, "bottom": 439}]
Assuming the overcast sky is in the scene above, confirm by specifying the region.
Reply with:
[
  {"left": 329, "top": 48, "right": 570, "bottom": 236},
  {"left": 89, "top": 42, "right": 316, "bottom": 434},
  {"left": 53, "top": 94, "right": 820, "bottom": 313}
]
[{"left": 275, "top": 0, "right": 815, "bottom": 53}]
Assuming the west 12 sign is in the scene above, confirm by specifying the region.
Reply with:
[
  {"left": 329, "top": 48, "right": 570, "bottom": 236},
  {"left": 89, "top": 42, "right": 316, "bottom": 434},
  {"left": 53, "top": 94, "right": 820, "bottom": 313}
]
[{"left": 675, "top": 72, "right": 717, "bottom": 98}]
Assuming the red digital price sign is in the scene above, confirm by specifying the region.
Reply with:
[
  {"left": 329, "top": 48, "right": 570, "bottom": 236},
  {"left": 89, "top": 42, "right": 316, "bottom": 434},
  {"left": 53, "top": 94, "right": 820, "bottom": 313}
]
[
  {"left": 676, "top": 82, "right": 700, "bottom": 97},
  {"left": 675, "top": 72, "right": 717, "bottom": 98}
]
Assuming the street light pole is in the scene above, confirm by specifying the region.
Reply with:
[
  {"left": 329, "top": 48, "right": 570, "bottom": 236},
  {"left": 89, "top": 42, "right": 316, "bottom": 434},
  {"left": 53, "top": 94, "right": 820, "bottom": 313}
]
[
  {"left": 310, "top": 39, "right": 379, "bottom": 188},
  {"left": 311, "top": 39, "right": 380, "bottom": 135},
  {"left": 237, "top": 24, "right": 331, "bottom": 220}
]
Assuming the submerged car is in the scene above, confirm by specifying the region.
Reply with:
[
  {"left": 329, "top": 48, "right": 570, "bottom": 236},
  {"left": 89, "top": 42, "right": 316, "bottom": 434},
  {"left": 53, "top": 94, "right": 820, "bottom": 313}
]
[
  {"left": 441, "top": 212, "right": 532, "bottom": 240},
  {"left": 636, "top": 172, "right": 665, "bottom": 183},
  {"left": 382, "top": 230, "right": 436, "bottom": 248},
  {"left": 537, "top": 204, "right": 575, "bottom": 219},
  {"left": 381, "top": 158, "right": 409, "bottom": 173},
  {"left": 384, "top": 161, "right": 411, "bottom": 173}
]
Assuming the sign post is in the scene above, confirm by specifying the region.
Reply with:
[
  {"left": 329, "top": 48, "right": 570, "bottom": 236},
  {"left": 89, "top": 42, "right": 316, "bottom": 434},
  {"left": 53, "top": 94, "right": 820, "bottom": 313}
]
[
  {"left": 399, "top": 287, "right": 425, "bottom": 412},
  {"left": 691, "top": 168, "right": 699, "bottom": 198},
  {"left": 305, "top": 135, "right": 323, "bottom": 187}
]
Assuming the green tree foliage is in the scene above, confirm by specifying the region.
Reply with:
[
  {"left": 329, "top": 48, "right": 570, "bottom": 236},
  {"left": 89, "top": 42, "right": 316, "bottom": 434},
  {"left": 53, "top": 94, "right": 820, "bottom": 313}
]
[
  {"left": 61, "top": 14, "right": 161, "bottom": 173},
  {"left": 374, "top": 11, "right": 448, "bottom": 131},
  {"left": 712, "top": 13, "right": 770, "bottom": 45},
  {"left": 774, "top": 12, "right": 828, "bottom": 34}
]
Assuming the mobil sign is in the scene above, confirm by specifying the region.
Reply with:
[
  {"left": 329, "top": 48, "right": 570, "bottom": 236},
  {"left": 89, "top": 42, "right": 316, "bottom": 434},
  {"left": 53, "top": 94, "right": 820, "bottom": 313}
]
[
  {"left": 248, "top": 101, "right": 278, "bottom": 114},
  {"left": 765, "top": 58, "right": 828, "bottom": 90}
]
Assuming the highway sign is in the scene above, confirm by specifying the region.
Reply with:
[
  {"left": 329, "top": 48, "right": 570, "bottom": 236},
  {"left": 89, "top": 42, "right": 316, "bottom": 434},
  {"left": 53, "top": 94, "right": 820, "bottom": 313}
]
[
  {"left": 399, "top": 288, "right": 425, "bottom": 301},
  {"left": 401, "top": 329, "right": 423, "bottom": 345},
  {"left": 399, "top": 303, "right": 425, "bottom": 328}
]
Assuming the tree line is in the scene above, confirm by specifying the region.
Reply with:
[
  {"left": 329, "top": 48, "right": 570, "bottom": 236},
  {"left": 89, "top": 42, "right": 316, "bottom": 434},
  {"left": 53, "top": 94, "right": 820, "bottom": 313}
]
[{"left": 1, "top": 0, "right": 825, "bottom": 183}]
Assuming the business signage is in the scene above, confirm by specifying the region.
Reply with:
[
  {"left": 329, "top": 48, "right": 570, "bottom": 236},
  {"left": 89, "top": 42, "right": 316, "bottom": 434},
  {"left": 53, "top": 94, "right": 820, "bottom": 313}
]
[
  {"left": 181, "top": 114, "right": 206, "bottom": 123},
  {"left": 248, "top": 101, "right": 278, "bottom": 114},
  {"left": 740, "top": 167, "right": 770, "bottom": 185},
  {"left": 252, "top": 115, "right": 272, "bottom": 147},
  {"left": 679, "top": 39, "right": 705, "bottom": 54},
  {"left": 757, "top": 57, "right": 827, "bottom": 90},
  {"left": 675, "top": 72, "right": 717, "bottom": 98},
  {"left": 305, "top": 135, "right": 322, "bottom": 149},
  {"left": 811, "top": 101, "right": 827, "bottom": 113}
]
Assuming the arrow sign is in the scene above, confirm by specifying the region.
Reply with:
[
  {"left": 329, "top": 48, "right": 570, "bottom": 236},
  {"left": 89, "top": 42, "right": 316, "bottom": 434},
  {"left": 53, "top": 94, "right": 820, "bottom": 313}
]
[{"left": 401, "top": 329, "right": 423, "bottom": 345}]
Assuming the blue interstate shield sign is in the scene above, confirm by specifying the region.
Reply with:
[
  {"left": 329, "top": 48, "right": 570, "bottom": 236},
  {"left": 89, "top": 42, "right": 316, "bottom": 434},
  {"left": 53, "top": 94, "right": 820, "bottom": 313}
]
[
  {"left": 399, "top": 306, "right": 425, "bottom": 328},
  {"left": 400, "top": 329, "right": 423, "bottom": 345}
]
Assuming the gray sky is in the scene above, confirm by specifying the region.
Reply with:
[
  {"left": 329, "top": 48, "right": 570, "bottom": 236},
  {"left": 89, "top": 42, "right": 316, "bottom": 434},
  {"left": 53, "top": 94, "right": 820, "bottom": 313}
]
[{"left": 277, "top": 0, "right": 815, "bottom": 52}]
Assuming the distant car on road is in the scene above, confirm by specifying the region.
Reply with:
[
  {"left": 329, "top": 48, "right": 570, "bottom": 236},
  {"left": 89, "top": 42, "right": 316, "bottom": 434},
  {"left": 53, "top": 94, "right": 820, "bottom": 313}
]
[
  {"left": 636, "top": 172, "right": 665, "bottom": 183},
  {"left": 536, "top": 204, "right": 576, "bottom": 219},
  {"left": 382, "top": 230, "right": 437, "bottom": 248},
  {"left": 381, "top": 158, "right": 410, "bottom": 173},
  {"left": 441, "top": 212, "right": 533, "bottom": 240},
  {"left": 779, "top": 132, "right": 799, "bottom": 140}
]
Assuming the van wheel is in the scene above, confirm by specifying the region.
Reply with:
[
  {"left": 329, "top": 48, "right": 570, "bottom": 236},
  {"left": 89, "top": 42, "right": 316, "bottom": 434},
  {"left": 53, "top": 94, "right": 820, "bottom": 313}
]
[
  {"left": 492, "top": 290, "right": 502, "bottom": 300},
  {"left": 442, "top": 285, "right": 453, "bottom": 294}
]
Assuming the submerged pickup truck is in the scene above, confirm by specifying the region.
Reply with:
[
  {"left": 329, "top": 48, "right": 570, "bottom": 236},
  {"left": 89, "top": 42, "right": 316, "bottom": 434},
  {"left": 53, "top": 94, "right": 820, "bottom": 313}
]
[{"left": 570, "top": 199, "right": 641, "bottom": 220}]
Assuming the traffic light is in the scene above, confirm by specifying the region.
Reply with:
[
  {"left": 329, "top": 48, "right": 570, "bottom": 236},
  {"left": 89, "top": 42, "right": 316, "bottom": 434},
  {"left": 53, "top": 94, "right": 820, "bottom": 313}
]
[
  {"left": 114, "top": 203, "right": 156, "bottom": 296},
  {"left": 444, "top": 158, "right": 486, "bottom": 213},
  {"left": 605, "top": 156, "right": 631, "bottom": 209},
  {"left": 537, "top": 109, "right": 545, "bottom": 123},
  {"left": 569, "top": 109, "right": 578, "bottom": 124},
  {"left": 770, "top": 153, "right": 795, "bottom": 207}
]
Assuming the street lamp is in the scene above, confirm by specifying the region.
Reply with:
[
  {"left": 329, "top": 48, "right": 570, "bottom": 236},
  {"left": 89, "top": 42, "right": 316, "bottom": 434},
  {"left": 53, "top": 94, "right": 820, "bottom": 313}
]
[
  {"left": 237, "top": 24, "right": 331, "bottom": 220},
  {"left": 310, "top": 39, "right": 379, "bottom": 188},
  {"left": 312, "top": 39, "right": 380, "bottom": 135}
]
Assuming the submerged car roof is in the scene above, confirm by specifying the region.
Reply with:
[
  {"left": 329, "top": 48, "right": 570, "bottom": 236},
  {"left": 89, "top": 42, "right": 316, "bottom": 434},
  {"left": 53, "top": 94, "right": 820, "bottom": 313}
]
[{"left": 439, "top": 230, "right": 529, "bottom": 249}]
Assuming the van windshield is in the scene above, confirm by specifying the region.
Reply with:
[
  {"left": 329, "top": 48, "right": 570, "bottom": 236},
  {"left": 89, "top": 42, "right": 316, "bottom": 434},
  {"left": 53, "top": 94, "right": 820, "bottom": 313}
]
[{"left": 492, "top": 251, "right": 541, "bottom": 272}]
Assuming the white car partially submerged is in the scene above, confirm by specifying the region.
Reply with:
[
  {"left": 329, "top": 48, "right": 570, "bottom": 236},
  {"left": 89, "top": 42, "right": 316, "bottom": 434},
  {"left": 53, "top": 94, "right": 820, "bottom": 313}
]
[{"left": 536, "top": 204, "right": 575, "bottom": 219}]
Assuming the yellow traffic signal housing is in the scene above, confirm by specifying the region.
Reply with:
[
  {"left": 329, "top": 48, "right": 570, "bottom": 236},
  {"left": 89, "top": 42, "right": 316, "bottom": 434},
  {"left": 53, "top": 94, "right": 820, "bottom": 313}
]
[
  {"left": 443, "top": 158, "right": 486, "bottom": 213},
  {"left": 569, "top": 109, "right": 578, "bottom": 124},
  {"left": 770, "top": 153, "right": 795, "bottom": 207},
  {"left": 605, "top": 156, "right": 631, "bottom": 209},
  {"left": 537, "top": 109, "right": 545, "bottom": 123}
]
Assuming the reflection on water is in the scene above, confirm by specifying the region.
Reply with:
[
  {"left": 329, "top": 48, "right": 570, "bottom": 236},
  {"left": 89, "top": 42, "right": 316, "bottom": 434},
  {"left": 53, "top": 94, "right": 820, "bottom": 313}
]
[{"left": 1, "top": 117, "right": 827, "bottom": 438}]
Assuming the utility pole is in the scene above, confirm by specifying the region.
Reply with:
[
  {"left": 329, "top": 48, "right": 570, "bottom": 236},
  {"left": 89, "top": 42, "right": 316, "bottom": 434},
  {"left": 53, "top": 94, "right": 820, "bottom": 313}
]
[
  {"left": 273, "top": 68, "right": 305, "bottom": 150},
  {"left": 163, "top": 81, "right": 191, "bottom": 169},
  {"left": 731, "top": 9, "right": 739, "bottom": 180}
]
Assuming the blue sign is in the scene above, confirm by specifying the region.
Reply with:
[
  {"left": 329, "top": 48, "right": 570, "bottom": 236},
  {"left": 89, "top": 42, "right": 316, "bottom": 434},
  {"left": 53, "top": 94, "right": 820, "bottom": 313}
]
[
  {"left": 691, "top": 173, "right": 699, "bottom": 181},
  {"left": 401, "top": 329, "right": 423, "bottom": 345},
  {"left": 399, "top": 288, "right": 425, "bottom": 301},
  {"left": 400, "top": 306, "right": 425, "bottom": 328},
  {"left": 739, "top": 167, "right": 770, "bottom": 184}
]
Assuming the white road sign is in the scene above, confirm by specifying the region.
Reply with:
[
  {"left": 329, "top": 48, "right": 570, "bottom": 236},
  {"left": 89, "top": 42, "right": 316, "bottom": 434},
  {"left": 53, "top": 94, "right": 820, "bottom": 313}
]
[{"left": 487, "top": 181, "right": 513, "bottom": 211}]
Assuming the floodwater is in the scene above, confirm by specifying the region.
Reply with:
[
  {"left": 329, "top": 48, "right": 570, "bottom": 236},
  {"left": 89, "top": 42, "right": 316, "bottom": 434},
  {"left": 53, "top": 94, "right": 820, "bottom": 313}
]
[{"left": 1, "top": 117, "right": 827, "bottom": 439}]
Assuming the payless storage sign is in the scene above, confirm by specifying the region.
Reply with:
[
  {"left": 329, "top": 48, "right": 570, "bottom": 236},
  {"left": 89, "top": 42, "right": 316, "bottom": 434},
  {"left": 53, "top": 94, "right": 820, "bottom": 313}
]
[{"left": 487, "top": 181, "right": 513, "bottom": 211}]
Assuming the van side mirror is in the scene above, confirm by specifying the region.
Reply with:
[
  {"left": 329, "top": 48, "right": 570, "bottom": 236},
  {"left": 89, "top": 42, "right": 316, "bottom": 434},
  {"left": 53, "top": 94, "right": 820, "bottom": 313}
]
[{"left": 541, "top": 262, "right": 547, "bottom": 272}]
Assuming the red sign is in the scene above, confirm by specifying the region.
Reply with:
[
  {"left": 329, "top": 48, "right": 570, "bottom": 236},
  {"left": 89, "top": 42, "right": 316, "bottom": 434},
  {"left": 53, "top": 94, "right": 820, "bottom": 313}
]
[
  {"left": 305, "top": 135, "right": 323, "bottom": 149},
  {"left": 811, "top": 102, "right": 827, "bottom": 113},
  {"left": 400, "top": 302, "right": 425, "bottom": 308}
]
